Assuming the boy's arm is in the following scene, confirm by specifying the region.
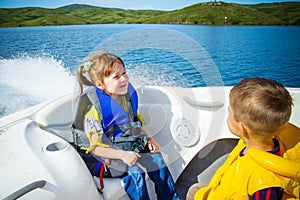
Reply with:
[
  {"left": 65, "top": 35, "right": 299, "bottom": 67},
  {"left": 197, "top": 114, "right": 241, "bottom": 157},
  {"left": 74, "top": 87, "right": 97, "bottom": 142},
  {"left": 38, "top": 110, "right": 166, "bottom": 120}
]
[{"left": 250, "top": 187, "right": 284, "bottom": 200}]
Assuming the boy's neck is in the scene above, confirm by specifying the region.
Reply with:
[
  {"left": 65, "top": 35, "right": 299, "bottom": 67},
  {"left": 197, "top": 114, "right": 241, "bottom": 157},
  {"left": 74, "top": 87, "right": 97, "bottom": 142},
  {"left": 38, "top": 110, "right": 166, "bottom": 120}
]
[{"left": 243, "top": 137, "right": 274, "bottom": 154}]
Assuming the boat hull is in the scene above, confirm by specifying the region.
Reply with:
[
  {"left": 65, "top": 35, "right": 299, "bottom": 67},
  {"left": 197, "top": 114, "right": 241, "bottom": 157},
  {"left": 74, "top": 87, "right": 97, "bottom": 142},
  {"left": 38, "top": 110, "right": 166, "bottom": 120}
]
[{"left": 1, "top": 86, "right": 299, "bottom": 199}]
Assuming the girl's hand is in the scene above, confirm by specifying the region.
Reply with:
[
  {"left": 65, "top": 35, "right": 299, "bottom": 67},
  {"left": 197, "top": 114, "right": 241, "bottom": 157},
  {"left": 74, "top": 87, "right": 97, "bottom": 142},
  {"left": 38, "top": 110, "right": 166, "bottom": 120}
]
[
  {"left": 148, "top": 137, "right": 161, "bottom": 153},
  {"left": 121, "top": 151, "right": 141, "bottom": 166}
]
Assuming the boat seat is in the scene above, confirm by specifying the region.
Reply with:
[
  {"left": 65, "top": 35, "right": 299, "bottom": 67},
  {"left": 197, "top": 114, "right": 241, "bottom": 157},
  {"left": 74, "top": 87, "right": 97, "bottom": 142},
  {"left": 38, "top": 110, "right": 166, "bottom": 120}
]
[
  {"left": 94, "top": 175, "right": 156, "bottom": 200},
  {"left": 94, "top": 177, "right": 129, "bottom": 200},
  {"left": 32, "top": 94, "right": 74, "bottom": 142},
  {"left": 32, "top": 94, "right": 157, "bottom": 199},
  {"left": 197, "top": 153, "right": 229, "bottom": 185}
]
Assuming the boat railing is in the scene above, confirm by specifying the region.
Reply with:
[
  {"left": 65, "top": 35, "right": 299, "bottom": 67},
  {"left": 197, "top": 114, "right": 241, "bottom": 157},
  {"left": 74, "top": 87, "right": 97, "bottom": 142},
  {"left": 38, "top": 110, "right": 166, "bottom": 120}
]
[{"left": 3, "top": 180, "right": 46, "bottom": 200}]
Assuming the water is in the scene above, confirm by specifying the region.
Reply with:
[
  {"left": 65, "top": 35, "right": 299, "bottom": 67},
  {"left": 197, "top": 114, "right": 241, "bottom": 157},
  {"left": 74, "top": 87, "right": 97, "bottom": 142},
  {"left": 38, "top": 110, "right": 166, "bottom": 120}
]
[{"left": 0, "top": 24, "right": 299, "bottom": 117}]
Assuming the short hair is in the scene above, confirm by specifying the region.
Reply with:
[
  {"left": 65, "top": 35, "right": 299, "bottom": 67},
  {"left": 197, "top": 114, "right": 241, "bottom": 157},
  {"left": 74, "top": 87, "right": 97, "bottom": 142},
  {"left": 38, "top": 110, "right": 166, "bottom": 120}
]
[{"left": 229, "top": 77, "right": 293, "bottom": 136}]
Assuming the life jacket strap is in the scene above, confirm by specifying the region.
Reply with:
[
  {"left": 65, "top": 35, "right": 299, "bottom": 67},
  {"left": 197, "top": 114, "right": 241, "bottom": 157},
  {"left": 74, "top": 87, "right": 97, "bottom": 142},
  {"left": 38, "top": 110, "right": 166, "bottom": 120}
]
[
  {"left": 71, "top": 124, "right": 85, "bottom": 150},
  {"left": 107, "top": 121, "right": 144, "bottom": 143},
  {"left": 97, "top": 162, "right": 109, "bottom": 191},
  {"left": 113, "top": 136, "right": 139, "bottom": 143}
]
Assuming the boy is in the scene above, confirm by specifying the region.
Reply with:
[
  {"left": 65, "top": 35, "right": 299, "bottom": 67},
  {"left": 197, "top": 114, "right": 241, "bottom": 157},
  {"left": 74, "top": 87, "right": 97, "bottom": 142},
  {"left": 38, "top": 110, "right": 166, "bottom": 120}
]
[{"left": 187, "top": 77, "right": 299, "bottom": 199}]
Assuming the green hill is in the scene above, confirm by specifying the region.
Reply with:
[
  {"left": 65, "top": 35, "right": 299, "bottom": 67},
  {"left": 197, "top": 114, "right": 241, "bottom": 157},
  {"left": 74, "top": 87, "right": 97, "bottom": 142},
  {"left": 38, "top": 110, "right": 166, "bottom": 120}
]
[
  {"left": 0, "top": 4, "right": 165, "bottom": 27},
  {"left": 248, "top": 2, "right": 300, "bottom": 25},
  {"left": 0, "top": 2, "right": 299, "bottom": 27},
  {"left": 139, "top": 2, "right": 286, "bottom": 25}
]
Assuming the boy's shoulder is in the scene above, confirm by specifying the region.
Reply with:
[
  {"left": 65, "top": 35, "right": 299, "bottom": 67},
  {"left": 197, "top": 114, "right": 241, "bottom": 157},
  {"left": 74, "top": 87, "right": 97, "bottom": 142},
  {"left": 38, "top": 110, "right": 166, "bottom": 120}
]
[{"left": 276, "top": 123, "right": 300, "bottom": 152}]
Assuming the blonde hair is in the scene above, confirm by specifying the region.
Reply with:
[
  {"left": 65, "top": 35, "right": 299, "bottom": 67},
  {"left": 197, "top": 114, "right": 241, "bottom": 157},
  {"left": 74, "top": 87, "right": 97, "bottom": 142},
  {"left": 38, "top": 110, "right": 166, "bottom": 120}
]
[
  {"left": 229, "top": 77, "right": 293, "bottom": 136},
  {"left": 76, "top": 51, "right": 125, "bottom": 97}
]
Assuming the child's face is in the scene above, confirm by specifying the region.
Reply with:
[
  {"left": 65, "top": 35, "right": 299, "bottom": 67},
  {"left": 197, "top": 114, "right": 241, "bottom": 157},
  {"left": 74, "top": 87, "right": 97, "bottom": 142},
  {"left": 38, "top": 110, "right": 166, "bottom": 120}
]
[
  {"left": 227, "top": 104, "right": 242, "bottom": 138},
  {"left": 102, "top": 62, "right": 129, "bottom": 96}
]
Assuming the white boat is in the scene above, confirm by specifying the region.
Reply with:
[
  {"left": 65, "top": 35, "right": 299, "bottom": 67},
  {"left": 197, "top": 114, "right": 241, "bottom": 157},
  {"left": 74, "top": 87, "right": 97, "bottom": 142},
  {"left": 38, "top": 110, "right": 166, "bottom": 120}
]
[{"left": 1, "top": 86, "right": 299, "bottom": 200}]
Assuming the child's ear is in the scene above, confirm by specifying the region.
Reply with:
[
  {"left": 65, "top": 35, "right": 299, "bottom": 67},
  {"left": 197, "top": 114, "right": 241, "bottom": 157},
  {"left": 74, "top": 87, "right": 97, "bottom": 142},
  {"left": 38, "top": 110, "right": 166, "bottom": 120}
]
[
  {"left": 239, "top": 122, "right": 250, "bottom": 139},
  {"left": 95, "top": 81, "right": 105, "bottom": 90}
]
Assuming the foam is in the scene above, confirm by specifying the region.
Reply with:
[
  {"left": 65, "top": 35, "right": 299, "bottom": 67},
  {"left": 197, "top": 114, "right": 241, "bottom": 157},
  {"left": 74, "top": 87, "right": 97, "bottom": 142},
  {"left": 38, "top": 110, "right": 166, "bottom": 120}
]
[{"left": 0, "top": 54, "right": 75, "bottom": 117}]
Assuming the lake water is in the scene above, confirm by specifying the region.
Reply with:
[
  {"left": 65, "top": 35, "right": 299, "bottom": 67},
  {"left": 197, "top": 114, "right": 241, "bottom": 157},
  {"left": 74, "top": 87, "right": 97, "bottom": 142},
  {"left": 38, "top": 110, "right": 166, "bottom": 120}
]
[{"left": 0, "top": 24, "right": 299, "bottom": 117}]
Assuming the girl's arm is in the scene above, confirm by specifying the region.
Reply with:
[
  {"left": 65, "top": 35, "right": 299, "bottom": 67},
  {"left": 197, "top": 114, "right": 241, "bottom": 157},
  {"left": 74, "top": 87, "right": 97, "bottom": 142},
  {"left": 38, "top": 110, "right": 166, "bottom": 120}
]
[
  {"left": 91, "top": 140, "right": 140, "bottom": 167},
  {"left": 138, "top": 112, "right": 161, "bottom": 153},
  {"left": 141, "top": 124, "right": 161, "bottom": 153},
  {"left": 84, "top": 108, "right": 140, "bottom": 166}
]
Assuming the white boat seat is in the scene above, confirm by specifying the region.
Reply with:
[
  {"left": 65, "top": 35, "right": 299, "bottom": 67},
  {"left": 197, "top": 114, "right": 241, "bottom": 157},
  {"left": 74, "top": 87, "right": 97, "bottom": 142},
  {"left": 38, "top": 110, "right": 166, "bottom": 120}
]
[
  {"left": 197, "top": 153, "right": 229, "bottom": 185},
  {"left": 32, "top": 94, "right": 74, "bottom": 142},
  {"left": 93, "top": 177, "right": 129, "bottom": 200},
  {"left": 32, "top": 94, "right": 157, "bottom": 200},
  {"left": 94, "top": 174, "right": 156, "bottom": 200}
]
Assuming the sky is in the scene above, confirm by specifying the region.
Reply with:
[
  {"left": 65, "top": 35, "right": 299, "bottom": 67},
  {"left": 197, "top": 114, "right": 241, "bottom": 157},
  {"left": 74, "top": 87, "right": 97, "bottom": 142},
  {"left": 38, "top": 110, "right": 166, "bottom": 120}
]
[{"left": 0, "top": 0, "right": 299, "bottom": 11}]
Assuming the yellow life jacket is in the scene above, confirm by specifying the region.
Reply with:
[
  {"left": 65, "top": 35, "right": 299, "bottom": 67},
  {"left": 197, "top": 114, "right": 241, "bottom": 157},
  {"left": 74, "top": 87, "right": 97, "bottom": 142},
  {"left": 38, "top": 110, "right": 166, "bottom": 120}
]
[{"left": 194, "top": 123, "right": 300, "bottom": 200}]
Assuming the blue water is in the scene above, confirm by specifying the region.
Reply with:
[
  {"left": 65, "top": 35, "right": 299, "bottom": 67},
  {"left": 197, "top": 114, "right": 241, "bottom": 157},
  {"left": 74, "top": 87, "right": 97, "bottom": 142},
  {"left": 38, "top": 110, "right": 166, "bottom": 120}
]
[{"left": 0, "top": 24, "right": 300, "bottom": 117}]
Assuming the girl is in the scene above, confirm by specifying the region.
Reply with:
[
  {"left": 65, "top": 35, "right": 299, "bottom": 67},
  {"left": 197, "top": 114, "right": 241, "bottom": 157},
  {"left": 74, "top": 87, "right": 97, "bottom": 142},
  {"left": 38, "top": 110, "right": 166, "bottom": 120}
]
[{"left": 73, "top": 50, "right": 179, "bottom": 200}]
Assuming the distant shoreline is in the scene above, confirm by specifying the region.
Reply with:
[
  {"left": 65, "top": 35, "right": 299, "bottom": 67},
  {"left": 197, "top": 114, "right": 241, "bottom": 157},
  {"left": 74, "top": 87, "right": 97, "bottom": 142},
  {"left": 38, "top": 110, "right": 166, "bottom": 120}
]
[{"left": 1, "top": 2, "right": 299, "bottom": 27}]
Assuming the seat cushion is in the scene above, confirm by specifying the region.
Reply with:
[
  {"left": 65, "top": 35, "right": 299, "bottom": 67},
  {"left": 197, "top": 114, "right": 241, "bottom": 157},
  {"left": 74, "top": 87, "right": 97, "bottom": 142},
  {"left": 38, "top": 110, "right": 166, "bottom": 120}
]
[{"left": 197, "top": 153, "right": 229, "bottom": 185}]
